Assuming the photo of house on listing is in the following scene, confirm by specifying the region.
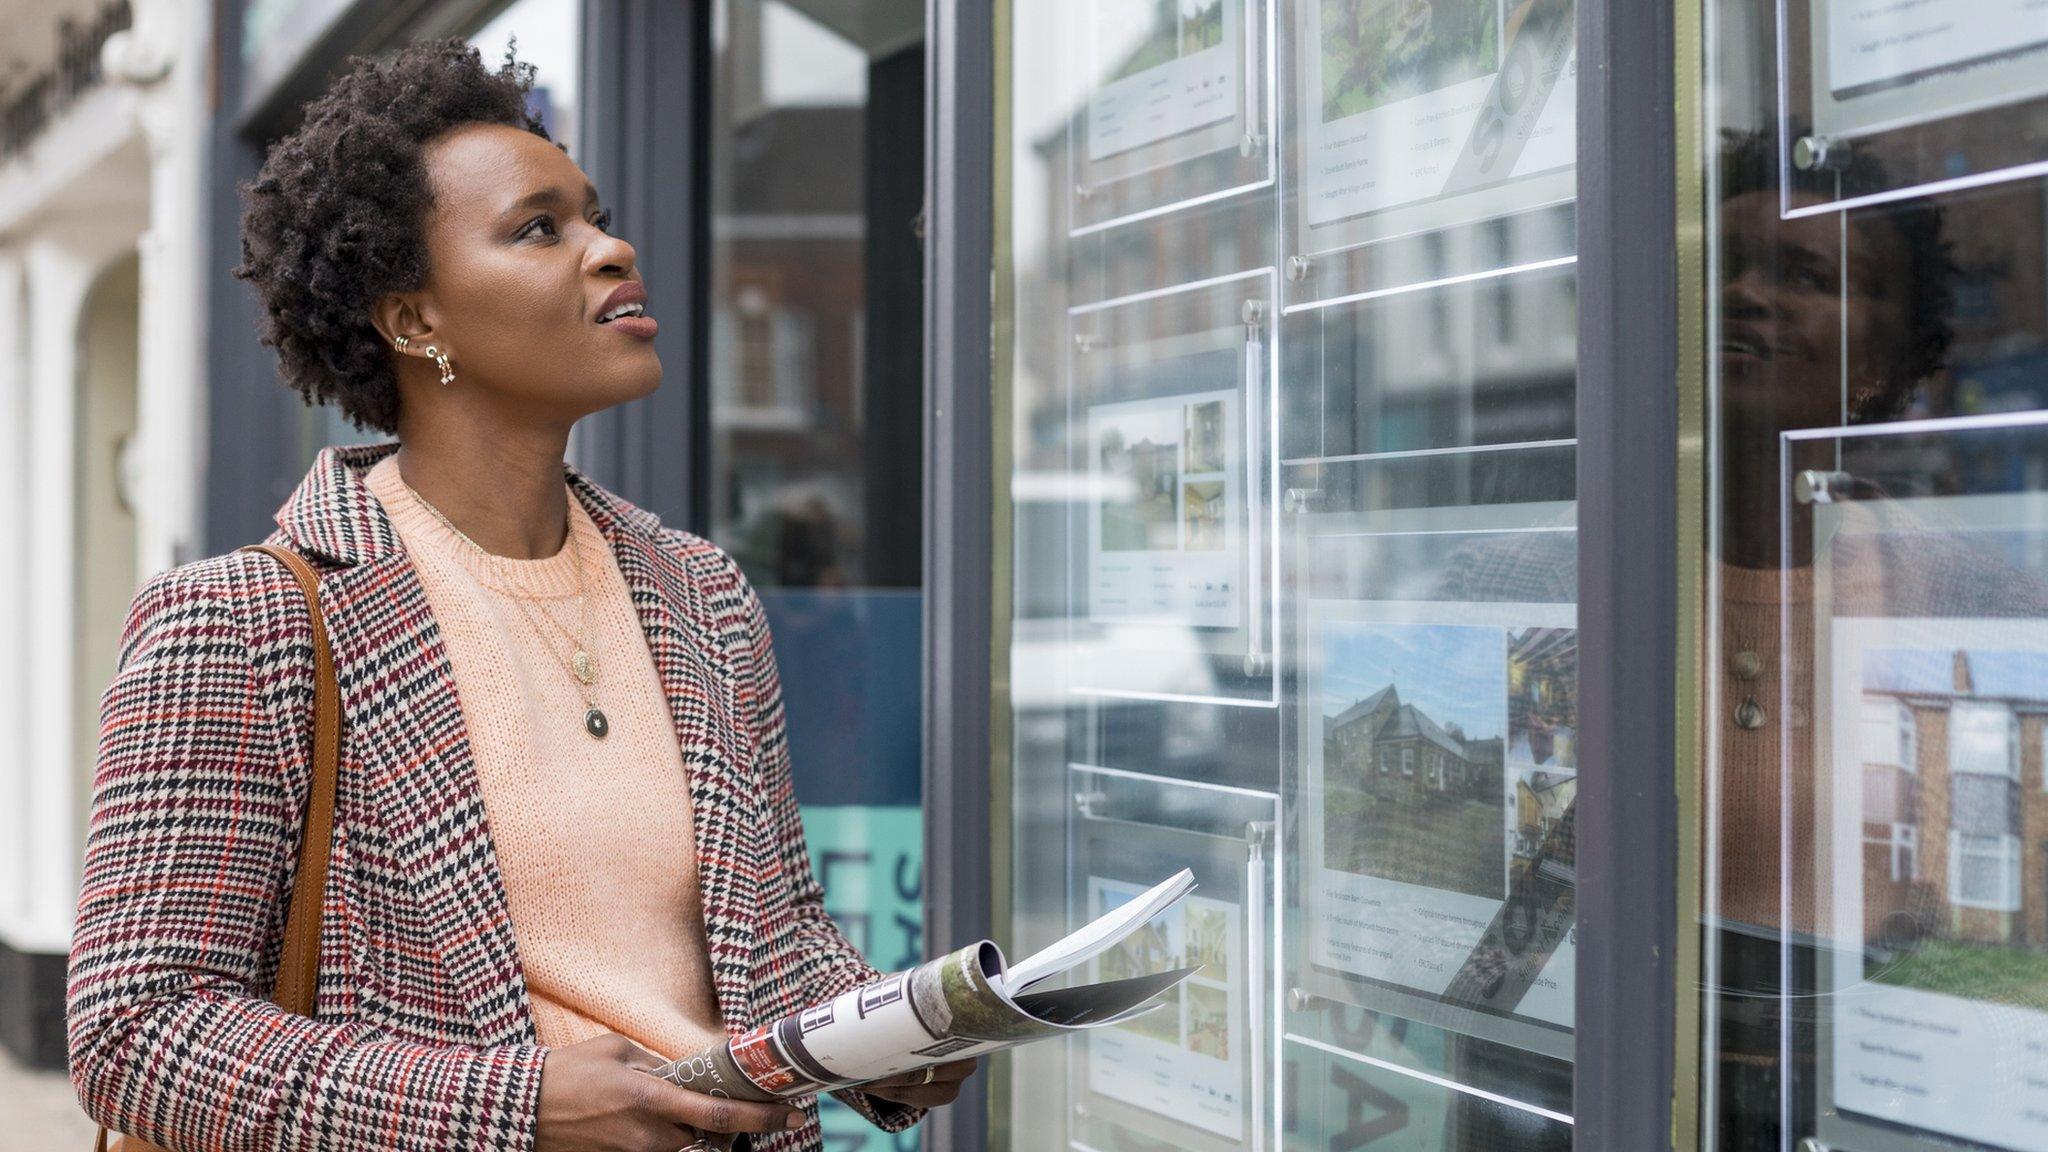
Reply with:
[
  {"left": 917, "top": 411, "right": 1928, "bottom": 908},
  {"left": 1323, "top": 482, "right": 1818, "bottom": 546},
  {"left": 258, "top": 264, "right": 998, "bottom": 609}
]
[
  {"left": 1859, "top": 647, "right": 2048, "bottom": 1006},
  {"left": 1320, "top": 621, "right": 1508, "bottom": 900}
]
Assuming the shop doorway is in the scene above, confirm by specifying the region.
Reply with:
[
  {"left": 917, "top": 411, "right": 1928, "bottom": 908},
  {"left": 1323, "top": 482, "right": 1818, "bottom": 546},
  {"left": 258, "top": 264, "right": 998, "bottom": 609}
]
[
  {"left": 707, "top": 5, "right": 927, "bottom": 1142},
  {"left": 71, "top": 253, "right": 139, "bottom": 859}
]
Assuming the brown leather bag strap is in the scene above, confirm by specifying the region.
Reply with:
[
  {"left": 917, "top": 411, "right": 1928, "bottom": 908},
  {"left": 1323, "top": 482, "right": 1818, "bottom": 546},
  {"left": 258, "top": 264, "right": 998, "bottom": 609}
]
[
  {"left": 236, "top": 543, "right": 342, "bottom": 1018},
  {"left": 94, "top": 545, "right": 341, "bottom": 1152}
]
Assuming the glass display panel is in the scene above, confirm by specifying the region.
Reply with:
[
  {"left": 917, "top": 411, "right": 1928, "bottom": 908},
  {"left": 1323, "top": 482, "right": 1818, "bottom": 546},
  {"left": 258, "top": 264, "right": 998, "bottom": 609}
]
[
  {"left": 1283, "top": 503, "right": 1577, "bottom": 1080},
  {"left": 1066, "top": 767, "right": 1279, "bottom": 1152},
  {"left": 1002, "top": 0, "right": 1578, "bottom": 1147},
  {"left": 1701, "top": 0, "right": 2048, "bottom": 1147},
  {"left": 1293, "top": 595, "right": 1578, "bottom": 1045},
  {"left": 1788, "top": 423, "right": 2048, "bottom": 1152},
  {"left": 1284, "top": 1009, "right": 1572, "bottom": 1151},
  {"left": 1067, "top": 273, "right": 1279, "bottom": 703},
  {"left": 1781, "top": 0, "right": 2048, "bottom": 214},
  {"left": 1282, "top": 0, "right": 1577, "bottom": 305},
  {"left": 1278, "top": 261, "right": 1576, "bottom": 462},
  {"left": 1068, "top": 0, "right": 1275, "bottom": 232}
]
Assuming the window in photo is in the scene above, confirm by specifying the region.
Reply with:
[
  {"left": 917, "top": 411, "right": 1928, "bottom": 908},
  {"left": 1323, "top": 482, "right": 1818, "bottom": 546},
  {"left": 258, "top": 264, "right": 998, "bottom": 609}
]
[
  {"left": 1860, "top": 694, "right": 1916, "bottom": 771},
  {"left": 1948, "top": 831, "right": 2021, "bottom": 912},
  {"left": 1951, "top": 701, "right": 2021, "bottom": 781}
]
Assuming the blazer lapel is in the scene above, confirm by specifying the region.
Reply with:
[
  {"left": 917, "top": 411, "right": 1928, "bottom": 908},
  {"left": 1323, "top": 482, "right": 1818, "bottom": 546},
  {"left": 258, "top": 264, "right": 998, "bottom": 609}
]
[
  {"left": 318, "top": 554, "right": 537, "bottom": 1045},
  {"left": 274, "top": 442, "right": 533, "bottom": 1044},
  {"left": 584, "top": 490, "right": 765, "bottom": 1033}
]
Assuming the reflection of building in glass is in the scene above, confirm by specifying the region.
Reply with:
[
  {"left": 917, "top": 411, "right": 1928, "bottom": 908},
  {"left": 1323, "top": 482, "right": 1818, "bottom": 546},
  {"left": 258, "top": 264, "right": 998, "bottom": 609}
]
[
  {"left": 1514, "top": 770, "right": 1573, "bottom": 859},
  {"left": 1861, "top": 650, "right": 2048, "bottom": 952},
  {"left": 1185, "top": 984, "right": 1229, "bottom": 1060},
  {"left": 1181, "top": 481, "right": 1226, "bottom": 550},
  {"left": 1099, "top": 433, "right": 1180, "bottom": 551},
  {"left": 1183, "top": 400, "right": 1226, "bottom": 473},
  {"left": 1508, "top": 627, "right": 1577, "bottom": 768},
  {"left": 1325, "top": 684, "right": 1499, "bottom": 797}
]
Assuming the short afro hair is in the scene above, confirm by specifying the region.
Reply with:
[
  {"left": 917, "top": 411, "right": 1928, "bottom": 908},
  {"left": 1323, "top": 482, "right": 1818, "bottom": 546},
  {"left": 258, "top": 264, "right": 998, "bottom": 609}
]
[
  {"left": 1717, "top": 128, "right": 1955, "bottom": 421},
  {"left": 236, "top": 38, "right": 551, "bottom": 434}
]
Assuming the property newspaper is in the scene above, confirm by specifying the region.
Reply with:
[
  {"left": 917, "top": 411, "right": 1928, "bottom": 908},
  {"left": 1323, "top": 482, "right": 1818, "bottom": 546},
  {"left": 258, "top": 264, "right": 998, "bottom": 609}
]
[{"left": 648, "top": 870, "right": 1198, "bottom": 1103}]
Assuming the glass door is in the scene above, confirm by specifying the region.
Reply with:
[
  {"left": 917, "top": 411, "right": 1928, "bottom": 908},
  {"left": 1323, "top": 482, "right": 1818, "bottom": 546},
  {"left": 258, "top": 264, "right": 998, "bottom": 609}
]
[{"left": 998, "top": 1, "right": 1582, "bottom": 1148}]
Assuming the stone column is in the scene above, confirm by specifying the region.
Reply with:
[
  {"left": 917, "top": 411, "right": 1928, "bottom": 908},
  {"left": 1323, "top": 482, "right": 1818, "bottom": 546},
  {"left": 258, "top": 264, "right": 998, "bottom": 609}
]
[
  {"left": 0, "top": 246, "right": 28, "bottom": 951},
  {"left": 119, "top": 0, "right": 212, "bottom": 575},
  {"left": 17, "top": 229, "right": 137, "bottom": 959}
]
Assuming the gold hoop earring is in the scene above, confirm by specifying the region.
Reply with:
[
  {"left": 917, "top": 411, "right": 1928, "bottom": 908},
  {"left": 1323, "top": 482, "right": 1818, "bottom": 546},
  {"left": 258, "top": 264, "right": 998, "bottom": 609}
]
[{"left": 424, "top": 345, "right": 455, "bottom": 387}]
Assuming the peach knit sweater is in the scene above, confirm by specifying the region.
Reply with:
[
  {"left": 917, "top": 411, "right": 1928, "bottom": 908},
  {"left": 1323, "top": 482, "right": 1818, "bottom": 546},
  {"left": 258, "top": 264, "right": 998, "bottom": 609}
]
[{"left": 365, "top": 454, "right": 724, "bottom": 1060}]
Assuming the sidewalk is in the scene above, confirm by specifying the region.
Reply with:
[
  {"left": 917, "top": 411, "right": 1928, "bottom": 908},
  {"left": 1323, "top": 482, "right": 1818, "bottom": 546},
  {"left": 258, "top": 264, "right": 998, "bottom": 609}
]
[{"left": 0, "top": 1046, "right": 92, "bottom": 1150}]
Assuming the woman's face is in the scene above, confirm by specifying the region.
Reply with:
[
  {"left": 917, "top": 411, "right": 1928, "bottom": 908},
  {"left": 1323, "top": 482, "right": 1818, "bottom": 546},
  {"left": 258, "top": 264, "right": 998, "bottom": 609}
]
[
  {"left": 1718, "top": 189, "right": 1916, "bottom": 437},
  {"left": 402, "top": 122, "right": 661, "bottom": 422}
]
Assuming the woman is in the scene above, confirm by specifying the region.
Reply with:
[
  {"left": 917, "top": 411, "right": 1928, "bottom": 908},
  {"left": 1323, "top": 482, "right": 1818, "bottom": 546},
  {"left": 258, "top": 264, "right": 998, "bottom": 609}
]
[{"left": 66, "top": 40, "right": 972, "bottom": 1152}]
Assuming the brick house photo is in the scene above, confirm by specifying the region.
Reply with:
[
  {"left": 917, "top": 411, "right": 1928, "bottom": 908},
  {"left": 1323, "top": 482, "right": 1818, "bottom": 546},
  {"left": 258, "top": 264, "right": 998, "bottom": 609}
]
[{"left": 1860, "top": 649, "right": 2048, "bottom": 1000}]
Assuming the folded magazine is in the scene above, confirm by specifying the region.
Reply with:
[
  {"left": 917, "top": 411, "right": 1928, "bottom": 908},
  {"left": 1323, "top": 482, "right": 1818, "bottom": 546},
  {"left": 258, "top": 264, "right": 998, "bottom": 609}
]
[{"left": 649, "top": 869, "right": 1198, "bottom": 1101}]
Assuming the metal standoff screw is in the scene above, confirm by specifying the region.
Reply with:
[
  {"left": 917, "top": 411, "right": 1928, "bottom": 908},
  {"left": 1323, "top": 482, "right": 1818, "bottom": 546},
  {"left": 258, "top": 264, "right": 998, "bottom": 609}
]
[
  {"left": 1797, "top": 1139, "right": 1831, "bottom": 1152},
  {"left": 1794, "top": 469, "right": 1853, "bottom": 505},
  {"left": 1240, "top": 132, "right": 1265, "bottom": 158},
  {"left": 1241, "top": 298, "right": 1267, "bottom": 326},
  {"left": 1073, "top": 332, "right": 1096, "bottom": 353},
  {"left": 1074, "top": 182, "right": 1093, "bottom": 201},
  {"left": 1284, "top": 487, "right": 1319, "bottom": 514},
  {"left": 1286, "top": 255, "right": 1314, "bottom": 282},
  {"left": 1244, "top": 650, "right": 1270, "bottom": 678},
  {"left": 1793, "top": 135, "right": 1848, "bottom": 172},
  {"left": 1073, "top": 790, "right": 1106, "bottom": 815},
  {"left": 1287, "top": 987, "right": 1321, "bottom": 1013}
]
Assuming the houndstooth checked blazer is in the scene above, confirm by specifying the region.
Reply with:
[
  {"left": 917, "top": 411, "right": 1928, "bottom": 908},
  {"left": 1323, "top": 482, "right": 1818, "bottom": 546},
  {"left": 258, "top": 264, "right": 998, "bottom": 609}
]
[{"left": 67, "top": 440, "right": 921, "bottom": 1151}]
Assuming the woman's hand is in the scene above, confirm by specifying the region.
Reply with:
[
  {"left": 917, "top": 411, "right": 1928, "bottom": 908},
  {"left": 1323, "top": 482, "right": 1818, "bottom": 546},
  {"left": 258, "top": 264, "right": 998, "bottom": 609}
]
[
  {"left": 862, "top": 1058, "right": 979, "bottom": 1109},
  {"left": 536, "top": 1034, "right": 804, "bottom": 1152}
]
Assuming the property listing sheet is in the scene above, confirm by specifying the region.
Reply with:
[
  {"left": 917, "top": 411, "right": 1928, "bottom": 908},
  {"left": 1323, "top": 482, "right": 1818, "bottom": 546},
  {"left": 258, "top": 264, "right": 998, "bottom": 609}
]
[
  {"left": 1300, "top": 0, "right": 1575, "bottom": 233},
  {"left": 1084, "top": 877, "right": 1248, "bottom": 1140},
  {"left": 1824, "top": 614, "right": 2048, "bottom": 1152},
  {"left": 1088, "top": 389, "right": 1244, "bottom": 628},
  {"left": 1826, "top": 0, "right": 2048, "bottom": 95},
  {"left": 1087, "top": 0, "right": 1240, "bottom": 160},
  {"left": 1304, "top": 598, "right": 1578, "bottom": 1033}
]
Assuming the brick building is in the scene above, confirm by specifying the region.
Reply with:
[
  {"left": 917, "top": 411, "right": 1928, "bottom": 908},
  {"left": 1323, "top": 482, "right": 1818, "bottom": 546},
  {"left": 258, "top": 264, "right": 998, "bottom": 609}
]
[{"left": 1863, "top": 649, "right": 2048, "bottom": 950}]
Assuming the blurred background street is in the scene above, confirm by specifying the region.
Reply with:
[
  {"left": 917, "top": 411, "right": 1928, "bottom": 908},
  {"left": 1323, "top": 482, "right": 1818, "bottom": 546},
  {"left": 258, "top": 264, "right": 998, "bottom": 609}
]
[{"left": 0, "top": 1046, "right": 93, "bottom": 1149}]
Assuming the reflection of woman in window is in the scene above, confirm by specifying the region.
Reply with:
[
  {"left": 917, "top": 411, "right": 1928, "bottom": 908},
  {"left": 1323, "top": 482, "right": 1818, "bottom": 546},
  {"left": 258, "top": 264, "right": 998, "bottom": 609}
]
[
  {"left": 1703, "top": 129, "right": 2048, "bottom": 1148},
  {"left": 1708, "top": 127, "right": 1950, "bottom": 1149}
]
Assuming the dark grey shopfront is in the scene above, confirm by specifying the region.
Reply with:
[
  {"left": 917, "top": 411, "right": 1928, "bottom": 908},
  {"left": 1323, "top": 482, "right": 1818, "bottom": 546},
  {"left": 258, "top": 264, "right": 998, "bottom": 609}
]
[{"left": 205, "top": 1, "right": 2048, "bottom": 1150}]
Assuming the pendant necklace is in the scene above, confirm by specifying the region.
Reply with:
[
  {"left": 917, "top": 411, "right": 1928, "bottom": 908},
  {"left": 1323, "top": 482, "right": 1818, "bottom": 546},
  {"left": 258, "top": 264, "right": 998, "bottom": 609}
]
[
  {"left": 1729, "top": 647, "right": 1767, "bottom": 730},
  {"left": 399, "top": 473, "right": 611, "bottom": 739}
]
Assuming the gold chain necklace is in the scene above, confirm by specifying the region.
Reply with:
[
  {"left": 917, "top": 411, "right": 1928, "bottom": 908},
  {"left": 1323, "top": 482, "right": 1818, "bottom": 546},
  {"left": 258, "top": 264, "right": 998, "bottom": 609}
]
[{"left": 397, "top": 471, "right": 612, "bottom": 739}]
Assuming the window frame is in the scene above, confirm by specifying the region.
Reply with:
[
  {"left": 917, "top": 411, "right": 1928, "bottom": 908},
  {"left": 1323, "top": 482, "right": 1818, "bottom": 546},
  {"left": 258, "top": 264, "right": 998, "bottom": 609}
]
[
  {"left": 1893, "top": 822, "right": 1919, "bottom": 883},
  {"left": 1862, "top": 694, "right": 1918, "bottom": 770},
  {"left": 1950, "top": 700, "right": 2022, "bottom": 782},
  {"left": 1948, "top": 830, "right": 2022, "bottom": 912}
]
